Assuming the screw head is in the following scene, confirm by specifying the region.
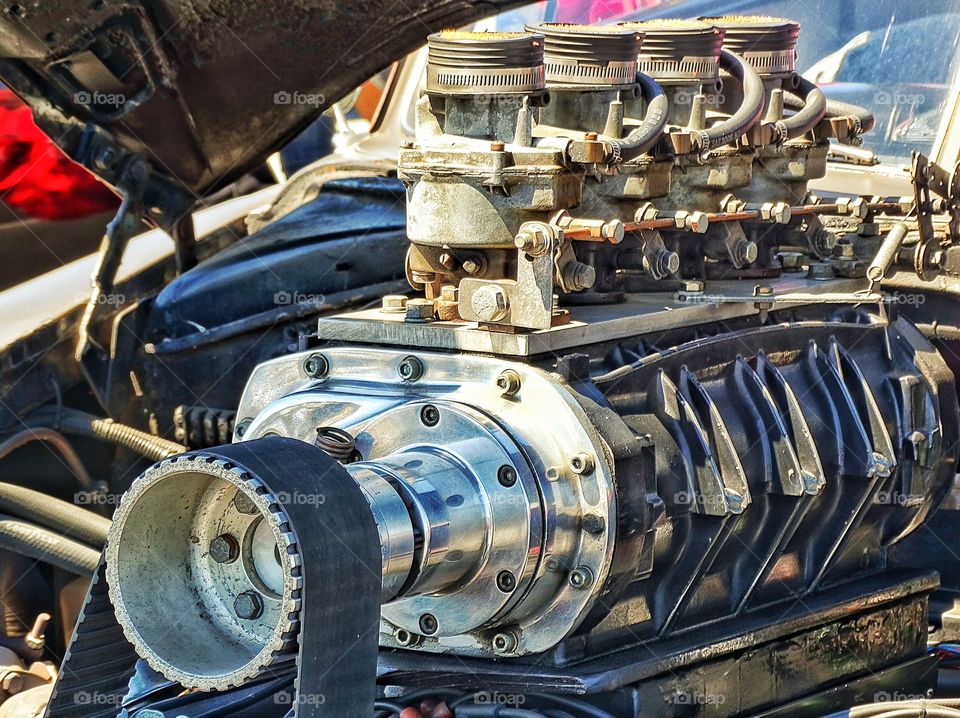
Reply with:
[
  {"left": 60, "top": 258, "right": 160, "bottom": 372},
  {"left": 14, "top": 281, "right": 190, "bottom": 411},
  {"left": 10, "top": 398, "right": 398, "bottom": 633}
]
[
  {"left": 209, "top": 534, "right": 240, "bottom": 564},
  {"left": 498, "top": 465, "right": 518, "bottom": 487},
  {"left": 234, "top": 591, "right": 264, "bottom": 620},
  {"left": 580, "top": 514, "right": 605, "bottom": 534},
  {"left": 418, "top": 613, "right": 439, "bottom": 635},
  {"left": 303, "top": 353, "right": 328, "bottom": 379},
  {"left": 569, "top": 566, "right": 594, "bottom": 590},
  {"left": 496, "top": 369, "right": 522, "bottom": 397},
  {"left": 398, "top": 356, "right": 424, "bottom": 382},
  {"left": 420, "top": 404, "right": 440, "bottom": 427},
  {"left": 569, "top": 453, "right": 594, "bottom": 475},
  {"left": 471, "top": 284, "right": 509, "bottom": 322},
  {"left": 492, "top": 630, "right": 519, "bottom": 655},
  {"left": 462, "top": 259, "right": 482, "bottom": 275},
  {"left": 496, "top": 570, "right": 517, "bottom": 592}
]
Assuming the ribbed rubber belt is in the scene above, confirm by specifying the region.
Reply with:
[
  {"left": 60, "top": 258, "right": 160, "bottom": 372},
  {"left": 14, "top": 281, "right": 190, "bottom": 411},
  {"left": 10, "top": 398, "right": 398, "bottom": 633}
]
[{"left": 45, "top": 438, "right": 382, "bottom": 717}]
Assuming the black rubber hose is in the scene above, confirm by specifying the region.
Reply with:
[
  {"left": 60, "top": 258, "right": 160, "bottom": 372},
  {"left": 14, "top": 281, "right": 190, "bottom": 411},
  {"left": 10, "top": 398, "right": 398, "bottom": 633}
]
[
  {"left": 777, "top": 75, "right": 827, "bottom": 141},
  {"left": 0, "top": 514, "right": 100, "bottom": 575},
  {"left": 608, "top": 72, "right": 669, "bottom": 161},
  {"left": 784, "top": 92, "right": 875, "bottom": 136},
  {"left": 0, "top": 482, "right": 110, "bottom": 548},
  {"left": 0, "top": 427, "right": 95, "bottom": 490},
  {"left": 696, "top": 49, "right": 765, "bottom": 151},
  {"left": 26, "top": 408, "right": 186, "bottom": 461}
]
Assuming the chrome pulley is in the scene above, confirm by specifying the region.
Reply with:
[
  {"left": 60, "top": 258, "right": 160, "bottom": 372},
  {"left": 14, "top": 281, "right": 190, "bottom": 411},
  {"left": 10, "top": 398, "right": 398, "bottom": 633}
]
[
  {"left": 106, "top": 450, "right": 303, "bottom": 690},
  {"left": 104, "top": 437, "right": 383, "bottom": 714}
]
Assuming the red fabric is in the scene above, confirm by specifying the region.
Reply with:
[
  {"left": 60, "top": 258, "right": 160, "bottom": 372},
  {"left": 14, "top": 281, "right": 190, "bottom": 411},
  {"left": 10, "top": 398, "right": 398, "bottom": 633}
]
[
  {"left": 554, "top": 0, "right": 667, "bottom": 23},
  {"left": 0, "top": 89, "right": 119, "bottom": 220}
]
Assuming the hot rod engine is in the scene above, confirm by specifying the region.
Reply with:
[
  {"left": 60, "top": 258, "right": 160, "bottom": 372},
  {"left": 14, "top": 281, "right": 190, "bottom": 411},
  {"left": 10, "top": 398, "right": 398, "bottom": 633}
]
[{"left": 49, "top": 16, "right": 960, "bottom": 718}]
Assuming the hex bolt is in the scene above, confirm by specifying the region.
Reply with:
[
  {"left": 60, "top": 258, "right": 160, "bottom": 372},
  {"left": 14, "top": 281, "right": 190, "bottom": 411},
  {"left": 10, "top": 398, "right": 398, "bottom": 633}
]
[
  {"left": 233, "top": 490, "right": 258, "bottom": 515},
  {"left": 420, "top": 404, "right": 440, "bottom": 427},
  {"left": 498, "top": 465, "right": 518, "bottom": 487},
  {"left": 569, "top": 566, "right": 595, "bottom": 590},
  {"left": 303, "top": 353, "right": 329, "bottom": 379},
  {"left": 731, "top": 239, "right": 758, "bottom": 266},
  {"left": 462, "top": 259, "right": 482, "bottom": 275},
  {"left": 471, "top": 284, "right": 510, "bottom": 322},
  {"left": 580, "top": 514, "right": 606, "bottom": 535},
  {"left": 562, "top": 261, "right": 597, "bottom": 292},
  {"left": 393, "top": 627, "right": 421, "bottom": 647},
  {"left": 514, "top": 225, "right": 551, "bottom": 257},
  {"left": 569, "top": 453, "right": 594, "bottom": 475},
  {"left": 496, "top": 369, "right": 522, "bottom": 397},
  {"left": 405, "top": 298, "right": 436, "bottom": 323},
  {"left": 209, "top": 533, "right": 240, "bottom": 564},
  {"left": 397, "top": 356, "right": 424, "bottom": 382},
  {"left": 492, "top": 630, "right": 519, "bottom": 655},
  {"left": 234, "top": 418, "right": 252, "bottom": 439},
  {"left": 684, "top": 211, "right": 709, "bottom": 234},
  {"left": 680, "top": 279, "right": 705, "bottom": 294},
  {"left": 381, "top": 295, "right": 408, "bottom": 314},
  {"left": 496, "top": 570, "right": 517, "bottom": 592},
  {"left": 440, "top": 285, "right": 460, "bottom": 303},
  {"left": 654, "top": 249, "right": 681, "bottom": 277},
  {"left": 601, "top": 219, "right": 625, "bottom": 244},
  {"left": 418, "top": 613, "right": 439, "bottom": 635},
  {"left": 234, "top": 591, "right": 264, "bottom": 620}
]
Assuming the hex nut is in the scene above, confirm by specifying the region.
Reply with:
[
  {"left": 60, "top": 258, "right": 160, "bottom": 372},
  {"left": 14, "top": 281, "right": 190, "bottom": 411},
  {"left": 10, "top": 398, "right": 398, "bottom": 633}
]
[
  {"left": 580, "top": 514, "right": 606, "bottom": 534},
  {"left": 601, "top": 219, "right": 625, "bottom": 244},
  {"left": 440, "top": 285, "right": 460, "bottom": 303},
  {"left": 680, "top": 279, "right": 705, "bottom": 294},
  {"left": 496, "top": 369, "right": 522, "bottom": 397},
  {"left": 515, "top": 225, "right": 551, "bottom": 256},
  {"left": 685, "top": 211, "right": 709, "bottom": 234},
  {"left": 471, "top": 285, "right": 509, "bottom": 322},
  {"left": 405, "top": 298, "right": 436, "bottom": 323},
  {"left": 234, "top": 591, "right": 264, "bottom": 620},
  {"left": 1, "top": 672, "right": 22, "bottom": 695},
  {"left": 381, "top": 295, "right": 408, "bottom": 313},
  {"left": 209, "top": 534, "right": 240, "bottom": 564}
]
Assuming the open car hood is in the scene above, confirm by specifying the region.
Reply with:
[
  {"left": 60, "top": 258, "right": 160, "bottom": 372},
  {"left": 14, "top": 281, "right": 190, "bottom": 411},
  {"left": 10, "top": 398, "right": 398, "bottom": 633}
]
[{"left": 0, "top": 1, "right": 523, "bottom": 204}]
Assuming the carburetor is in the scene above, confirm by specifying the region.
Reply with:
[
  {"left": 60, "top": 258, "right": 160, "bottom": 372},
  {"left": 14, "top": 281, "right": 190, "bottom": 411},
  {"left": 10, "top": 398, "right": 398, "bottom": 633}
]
[{"left": 399, "top": 17, "right": 869, "bottom": 327}]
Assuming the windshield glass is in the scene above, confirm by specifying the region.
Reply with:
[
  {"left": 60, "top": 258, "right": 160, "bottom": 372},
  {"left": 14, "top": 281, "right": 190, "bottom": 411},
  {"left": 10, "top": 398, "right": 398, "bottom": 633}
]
[{"left": 477, "top": 0, "right": 960, "bottom": 167}]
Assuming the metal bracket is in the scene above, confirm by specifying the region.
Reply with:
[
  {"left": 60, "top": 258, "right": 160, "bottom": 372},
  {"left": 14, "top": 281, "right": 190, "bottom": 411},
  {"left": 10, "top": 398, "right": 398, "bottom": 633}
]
[{"left": 75, "top": 155, "right": 151, "bottom": 408}]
